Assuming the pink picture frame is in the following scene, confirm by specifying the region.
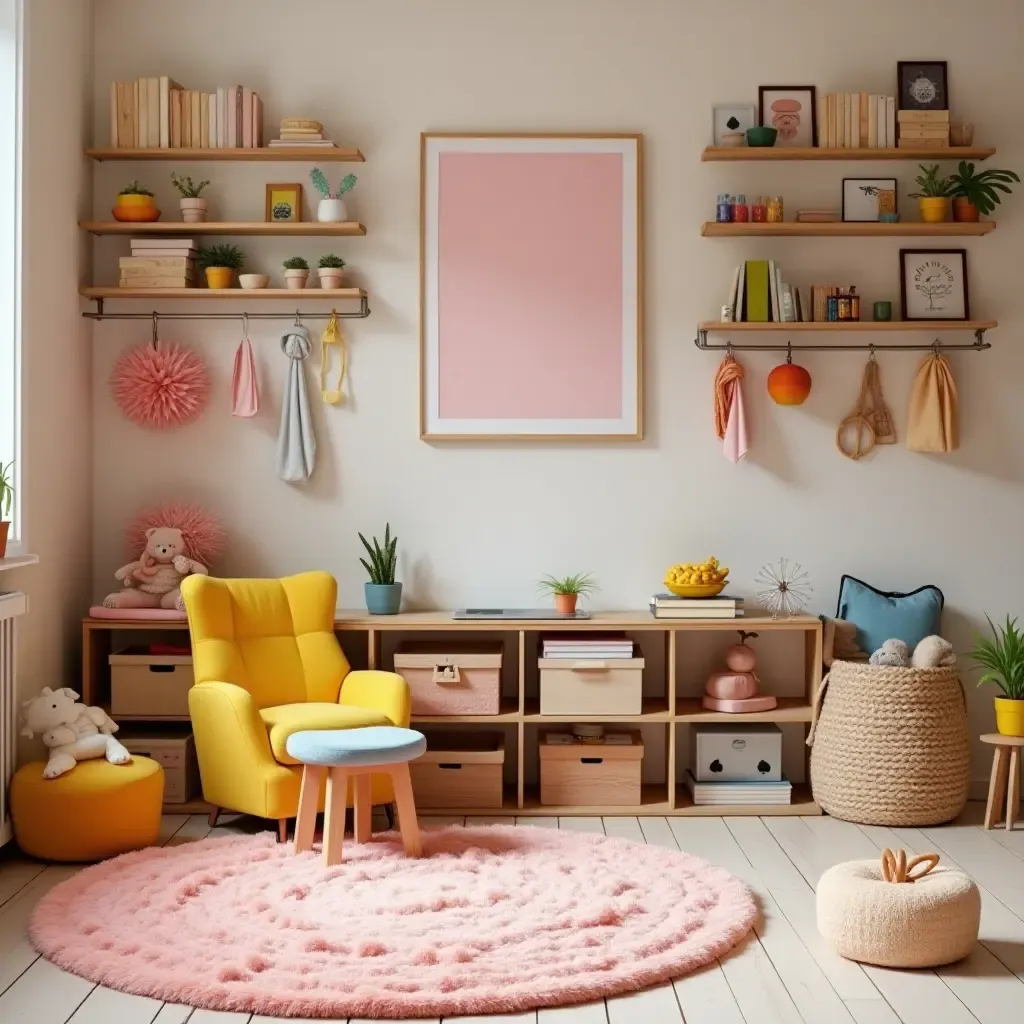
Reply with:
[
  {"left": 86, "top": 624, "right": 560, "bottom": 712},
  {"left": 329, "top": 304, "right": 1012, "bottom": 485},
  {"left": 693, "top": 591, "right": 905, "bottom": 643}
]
[{"left": 420, "top": 133, "right": 643, "bottom": 440}]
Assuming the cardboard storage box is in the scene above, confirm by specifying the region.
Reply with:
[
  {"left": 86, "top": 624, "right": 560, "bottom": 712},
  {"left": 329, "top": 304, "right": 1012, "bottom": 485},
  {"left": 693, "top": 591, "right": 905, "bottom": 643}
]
[
  {"left": 539, "top": 731, "right": 643, "bottom": 806},
  {"left": 692, "top": 723, "right": 783, "bottom": 781},
  {"left": 538, "top": 658, "right": 644, "bottom": 716},
  {"left": 109, "top": 649, "right": 194, "bottom": 718},
  {"left": 119, "top": 730, "right": 199, "bottom": 804},
  {"left": 395, "top": 642, "right": 503, "bottom": 716},
  {"left": 410, "top": 732, "right": 505, "bottom": 808}
]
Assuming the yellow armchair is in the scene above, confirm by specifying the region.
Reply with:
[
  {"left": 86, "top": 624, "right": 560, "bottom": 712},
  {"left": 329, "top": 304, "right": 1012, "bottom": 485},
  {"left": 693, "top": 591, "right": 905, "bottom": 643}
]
[{"left": 180, "top": 571, "right": 410, "bottom": 839}]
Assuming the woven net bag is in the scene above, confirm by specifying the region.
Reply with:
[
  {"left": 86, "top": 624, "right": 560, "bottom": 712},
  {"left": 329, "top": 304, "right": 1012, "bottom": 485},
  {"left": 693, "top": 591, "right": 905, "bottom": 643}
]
[{"left": 808, "top": 660, "right": 970, "bottom": 826}]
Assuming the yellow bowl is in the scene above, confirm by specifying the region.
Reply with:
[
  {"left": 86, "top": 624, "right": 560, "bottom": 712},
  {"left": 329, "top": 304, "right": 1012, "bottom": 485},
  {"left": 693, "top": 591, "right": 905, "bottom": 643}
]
[{"left": 663, "top": 581, "right": 727, "bottom": 598}]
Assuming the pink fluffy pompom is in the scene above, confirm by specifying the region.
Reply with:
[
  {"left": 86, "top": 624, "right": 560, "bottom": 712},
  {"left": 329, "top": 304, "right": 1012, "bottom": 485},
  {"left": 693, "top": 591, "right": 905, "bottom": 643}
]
[
  {"left": 127, "top": 501, "right": 226, "bottom": 567},
  {"left": 111, "top": 343, "right": 210, "bottom": 429}
]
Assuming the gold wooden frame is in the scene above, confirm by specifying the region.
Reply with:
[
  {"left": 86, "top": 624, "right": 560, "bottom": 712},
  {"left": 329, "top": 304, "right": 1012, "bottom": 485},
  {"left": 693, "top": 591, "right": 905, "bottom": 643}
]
[
  {"left": 419, "top": 132, "right": 644, "bottom": 442},
  {"left": 265, "top": 182, "right": 303, "bottom": 223}
]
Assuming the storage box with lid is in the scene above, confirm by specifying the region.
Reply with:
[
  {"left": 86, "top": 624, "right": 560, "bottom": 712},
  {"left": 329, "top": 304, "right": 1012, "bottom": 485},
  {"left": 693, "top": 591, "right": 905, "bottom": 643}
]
[
  {"left": 409, "top": 732, "right": 505, "bottom": 808},
  {"left": 118, "top": 729, "right": 199, "bottom": 804},
  {"left": 109, "top": 648, "right": 194, "bottom": 718},
  {"left": 539, "top": 731, "right": 643, "bottom": 806},
  {"left": 538, "top": 657, "right": 644, "bottom": 715},
  {"left": 692, "top": 723, "right": 783, "bottom": 781},
  {"left": 394, "top": 642, "right": 503, "bottom": 716}
]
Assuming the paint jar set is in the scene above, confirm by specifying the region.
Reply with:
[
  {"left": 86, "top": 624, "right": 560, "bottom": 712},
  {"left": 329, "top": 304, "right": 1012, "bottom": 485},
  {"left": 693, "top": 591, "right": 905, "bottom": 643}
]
[
  {"left": 716, "top": 195, "right": 749, "bottom": 222},
  {"left": 825, "top": 286, "right": 861, "bottom": 322}
]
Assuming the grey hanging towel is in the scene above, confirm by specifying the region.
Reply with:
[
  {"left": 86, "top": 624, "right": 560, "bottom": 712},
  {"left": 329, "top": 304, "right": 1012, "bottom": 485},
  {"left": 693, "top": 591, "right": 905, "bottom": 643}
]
[{"left": 277, "top": 325, "right": 316, "bottom": 482}]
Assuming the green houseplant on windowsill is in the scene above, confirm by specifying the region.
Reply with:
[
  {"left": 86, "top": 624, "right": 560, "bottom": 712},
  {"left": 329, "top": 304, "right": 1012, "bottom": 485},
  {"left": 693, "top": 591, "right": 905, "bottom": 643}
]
[
  {"left": 970, "top": 615, "right": 1024, "bottom": 737},
  {"left": 359, "top": 524, "right": 401, "bottom": 614},
  {"left": 0, "top": 459, "right": 13, "bottom": 558}
]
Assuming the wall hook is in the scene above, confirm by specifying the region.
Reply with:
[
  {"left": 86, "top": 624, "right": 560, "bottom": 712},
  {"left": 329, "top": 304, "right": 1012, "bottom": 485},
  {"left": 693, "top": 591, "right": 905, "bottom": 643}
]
[
  {"left": 151, "top": 311, "right": 159, "bottom": 349},
  {"left": 786, "top": 341, "right": 793, "bottom": 364},
  {"left": 241, "top": 312, "right": 249, "bottom": 339},
  {"left": 868, "top": 343, "right": 876, "bottom": 362}
]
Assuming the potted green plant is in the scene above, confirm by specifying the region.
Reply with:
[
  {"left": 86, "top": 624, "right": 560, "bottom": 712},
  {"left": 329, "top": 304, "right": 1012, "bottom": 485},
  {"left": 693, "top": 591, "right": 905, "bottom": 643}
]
[
  {"left": 283, "top": 255, "right": 309, "bottom": 290},
  {"left": 970, "top": 615, "right": 1024, "bottom": 737},
  {"left": 170, "top": 172, "right": 210, "bottom": 223},
  {"left": 113, "top": 181, "right": 159, "bottom": 223},
  {"left": 197, "top": 244, "right": 244, "bottom": 289},
  {"left": 359, "top": 524, "right": 401, "bottom": 614},
  {"left": 310, "top": 169, "right": 357, "bottom": 222},
  {"left": 909, "top": 164, "right": 955, "bottom": 223},
  {"left": 948, "top": 160, "right": 1019, "bottom": 222},
  {"left": 0, "top": 459, "right": 13, "bottom": 558},
  {"left": 318, "top": 254, "right": 346, "bottom": 289},
  {"left": 538, "top": 572, "right": 597, "bottom": 616}
]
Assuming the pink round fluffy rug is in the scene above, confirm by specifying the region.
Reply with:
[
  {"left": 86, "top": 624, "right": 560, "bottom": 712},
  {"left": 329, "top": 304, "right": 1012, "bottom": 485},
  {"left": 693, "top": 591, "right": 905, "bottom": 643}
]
[{"left": 30, "top": 826, "right": 756, "bottom": 1019}]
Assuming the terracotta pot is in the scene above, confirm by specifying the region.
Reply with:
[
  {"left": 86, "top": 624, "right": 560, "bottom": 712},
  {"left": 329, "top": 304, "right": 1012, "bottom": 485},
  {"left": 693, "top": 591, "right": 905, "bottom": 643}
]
[
  {"left": 113, "top": 194, "right": 160, "bottom": 222},
  {"left": 952, "top": 197, "right": 979, "bottom": 222},
  {"left": 995, "top": 697, "right": 1024, "bottom": 737},
  {"left": 284, "top": 269, "right": 309, "bottom": 290},
  {"left": 0, "top": 521, "right": 8, "bottom": 558},
  {"left": 919, "top": 197, "right": 950, "bottom": 223},
  {"left": 204, "top": 266, "right": 234, "bottom": 289},
  {"left": 554, "top": 593, "right": 578, "bottom": 615},
  {"left": 318, "top": 267, "right": 345, "bottom": 289},
  {"left": 180, "top": 197, "right": 208, "bottom": 223}
]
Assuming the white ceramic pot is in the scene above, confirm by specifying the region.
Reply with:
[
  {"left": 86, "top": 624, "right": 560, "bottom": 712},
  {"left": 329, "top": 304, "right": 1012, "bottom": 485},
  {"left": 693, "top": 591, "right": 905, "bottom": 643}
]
[
  {"left": 239, "top": 273, "right": 270, "bottom": 290},
  {"left": 317, "top": 198, "right": 348, "bottom": 223},
  {"left": 318, "top": 268, "right": 345, "bottom": 289},
  {"left": 180, "top": 197, "right": 208, "bottom": 223},
  {"left": 284, "top": 268, "right": 309, "bottom": 290}
]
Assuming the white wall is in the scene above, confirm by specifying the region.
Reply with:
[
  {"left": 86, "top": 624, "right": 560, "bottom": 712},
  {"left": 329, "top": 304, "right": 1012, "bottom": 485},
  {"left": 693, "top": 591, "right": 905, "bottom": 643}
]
[{"left": 90, "top": 0, "right": 1024, "bottom": 787}]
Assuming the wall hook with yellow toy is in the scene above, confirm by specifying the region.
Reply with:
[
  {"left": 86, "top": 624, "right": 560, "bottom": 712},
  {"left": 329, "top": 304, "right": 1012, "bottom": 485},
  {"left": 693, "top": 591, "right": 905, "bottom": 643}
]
[{"left": 320, "top": 309, "right": 348, "bottom": 406}]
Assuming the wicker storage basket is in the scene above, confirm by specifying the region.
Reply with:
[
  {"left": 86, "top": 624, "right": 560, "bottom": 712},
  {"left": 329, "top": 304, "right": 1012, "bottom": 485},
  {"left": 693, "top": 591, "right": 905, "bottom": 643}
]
[{"left": 808, "top": 660, "right": 970, "bottom": 826}]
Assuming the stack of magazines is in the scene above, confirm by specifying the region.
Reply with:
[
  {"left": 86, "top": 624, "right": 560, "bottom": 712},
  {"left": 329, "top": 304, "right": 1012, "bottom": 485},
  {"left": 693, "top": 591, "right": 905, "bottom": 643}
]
[
  {"left": 649, "top": 594, "right": 743, "bottom": 619},
  {"left": 541, "top": 634, "right": 634, "bottom": 659}
]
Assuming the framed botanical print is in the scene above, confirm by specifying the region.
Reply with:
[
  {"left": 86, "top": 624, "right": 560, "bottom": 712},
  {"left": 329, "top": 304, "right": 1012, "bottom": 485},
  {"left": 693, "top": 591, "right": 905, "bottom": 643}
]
[
  {"left": 900, "top": 249, "right": 969, "bottom": 320},
  {"left": 758, "top": 86, "right": 818, "bottom": 147},
  {"left": 897, "top": 61, "right": 948, "bottom": 111},
  {"left": 420, "top": 133, "right": 643, "bottom": 440},
  {"left": 843, "top": 177, "right": 898, "bottom": 221}
]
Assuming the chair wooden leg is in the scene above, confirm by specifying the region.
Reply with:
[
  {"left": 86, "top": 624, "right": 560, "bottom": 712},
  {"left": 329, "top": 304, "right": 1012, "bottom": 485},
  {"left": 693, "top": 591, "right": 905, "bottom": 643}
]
[
  {"left": 207, "top": 807, "right": 221, "bottom": 828},
  {"left": 324, "top": 767, "right": 349, "bottom": 866},
  {"left": 389, "top": 763, "right": 422, "bottom": 858},
  {"left": 984, "top": 746, "right": 1010, "bottom": 829},
  {"left": 294, "top": 764, "right": 324, "bottom": 854},
  {"left": 277, "top": 818, "right": 289, "bottom": 843},
  {"left": 353, "top": 773, "right": 372, "bottom": 844},
  {"left": 1007, "top": 747, "right": 1020, "bottom": 832}
]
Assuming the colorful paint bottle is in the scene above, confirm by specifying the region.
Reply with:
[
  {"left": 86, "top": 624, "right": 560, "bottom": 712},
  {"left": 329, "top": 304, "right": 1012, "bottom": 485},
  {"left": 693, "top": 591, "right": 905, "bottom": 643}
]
[
  {"left": 733, "top": 194, "right": 749, "bottom": 222},
  {"left": 751, "top": 196, "right": 767, "bottom": 222},
  {"left": 849, "top": 286, "right": 860, "bottom": 321},
  {"left": 717, "top": 194, "right": 733, "bottom": 223}
]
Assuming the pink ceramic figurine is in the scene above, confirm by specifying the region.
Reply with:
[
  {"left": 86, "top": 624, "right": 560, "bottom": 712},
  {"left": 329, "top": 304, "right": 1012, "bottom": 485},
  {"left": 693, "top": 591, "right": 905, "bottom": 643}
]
[{"left": 702, "top": 631, "right": 778, "bottom": 713}]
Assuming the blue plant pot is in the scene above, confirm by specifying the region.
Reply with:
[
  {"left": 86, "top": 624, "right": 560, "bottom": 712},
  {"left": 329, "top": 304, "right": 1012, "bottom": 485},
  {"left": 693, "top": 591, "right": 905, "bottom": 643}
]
[{"left": 365, "top": 582, "right": 402, "bottom": 615}]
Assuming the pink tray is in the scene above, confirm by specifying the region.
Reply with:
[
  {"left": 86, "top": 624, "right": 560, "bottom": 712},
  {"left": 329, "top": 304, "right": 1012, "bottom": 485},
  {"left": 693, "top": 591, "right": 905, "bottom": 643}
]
[{"left": 701, "top": 694, "right": 778, "bottom": 713}]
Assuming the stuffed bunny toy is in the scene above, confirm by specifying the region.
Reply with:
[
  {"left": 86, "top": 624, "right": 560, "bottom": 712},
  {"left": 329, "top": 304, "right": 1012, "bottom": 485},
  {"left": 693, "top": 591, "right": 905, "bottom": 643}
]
[
  {"left": 869, "top": 638, "right": 910, "bottom": 667},
  {"left": 912, "top": 635, "right": 956, "bottom": 668}
]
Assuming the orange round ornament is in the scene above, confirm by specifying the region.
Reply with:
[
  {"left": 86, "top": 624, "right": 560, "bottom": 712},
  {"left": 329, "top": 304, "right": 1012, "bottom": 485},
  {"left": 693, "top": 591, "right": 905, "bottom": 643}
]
[{"left": 767, "top": 356, "right": 811, "bottom": 406}]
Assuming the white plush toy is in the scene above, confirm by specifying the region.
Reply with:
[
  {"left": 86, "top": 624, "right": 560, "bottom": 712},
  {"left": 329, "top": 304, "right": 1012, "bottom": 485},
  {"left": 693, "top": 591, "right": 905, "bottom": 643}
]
[
  {"left": 102, "top": 525, "right": 208, "bottom": 611},
  {"left": 869, "top": 638, "right": 910, "bottom": 667},
  {"left": 912, "top": 635, "right": 956, "bottom": 668},
  {"left": 21, "top": 686, "right": 131, "bottom": 779}
]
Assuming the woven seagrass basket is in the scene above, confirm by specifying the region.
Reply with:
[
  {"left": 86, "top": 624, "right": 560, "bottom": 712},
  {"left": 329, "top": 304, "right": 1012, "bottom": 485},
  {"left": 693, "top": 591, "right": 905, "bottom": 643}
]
[{"left": 808, "top": 660, "right": 970, "bottom": 826}]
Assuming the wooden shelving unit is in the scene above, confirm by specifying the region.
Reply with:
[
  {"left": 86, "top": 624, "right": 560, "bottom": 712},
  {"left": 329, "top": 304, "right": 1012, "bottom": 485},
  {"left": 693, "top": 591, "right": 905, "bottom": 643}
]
[
  {"left": 81, "top": 221, "right": 366, "bottom": 237},
  {"left": 701, "top": 221, "right": 995, "bottom": 238},
  {"left": 81, "top": 611, "right": 823, "bottom": 817},
  {"left": 702, "top": 145, "right": 995, "bottom": 162},
  {"left": 86, "top": 147, "right": 364, "bottom": 162},
  {"left": 80, "top": 286, "right": 367, "bottom": 301},
  {"left": 699, "top": 319, "right": 997, "bottom": 333}
]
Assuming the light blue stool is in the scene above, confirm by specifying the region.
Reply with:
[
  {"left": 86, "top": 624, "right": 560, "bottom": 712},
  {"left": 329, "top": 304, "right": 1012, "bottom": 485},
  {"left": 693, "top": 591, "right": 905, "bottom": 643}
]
[{"left": 286, "top": 726, "right": 427, "bottom": 865}]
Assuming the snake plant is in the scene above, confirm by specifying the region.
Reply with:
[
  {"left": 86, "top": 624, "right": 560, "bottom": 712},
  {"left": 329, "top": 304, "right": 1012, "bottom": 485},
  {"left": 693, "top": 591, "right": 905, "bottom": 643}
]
[{"left": 359, "top": 524, "right": 398, "bottom": 585}]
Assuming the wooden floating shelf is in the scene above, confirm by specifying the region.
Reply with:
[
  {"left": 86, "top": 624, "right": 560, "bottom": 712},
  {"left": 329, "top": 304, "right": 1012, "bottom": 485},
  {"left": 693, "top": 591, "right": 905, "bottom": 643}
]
[
  {"left": 81, "top": 221, "right": 366, "bottom": 237},
  {"left": 86, "top": 147, "right": 364, "bottom": 162},
  {"left": 524, "top": 699, "right": 672, "bottom": 723},
  {"left": 702, "top": 145, "right": 995, "bottom": 162},
  {"left": 700, "top": 319, "right": 997, "bottom": 333},
  {"left": 702, "top": 221, "right": 995, "bottom": 238},
  {"left": 80, "top": 286, "right": 367, "bottom": 300}
]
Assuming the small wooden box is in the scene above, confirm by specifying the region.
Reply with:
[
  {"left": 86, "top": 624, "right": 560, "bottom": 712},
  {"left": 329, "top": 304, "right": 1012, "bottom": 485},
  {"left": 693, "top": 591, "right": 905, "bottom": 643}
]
[
  {"left": 538, "top": 658, "right": 644, "bottom": 716},
  {"left": 410, "top": 732, "right": 505, "bottom": 809},
  {"left": 109, "top": 649, "right": 194, "bottom": 718},
  {"left": 395, "top": 642, "right": 503, "bottom": 716},
  {"left": 119, "top": 730, "right": 199, "bottom": 804},
  {"left": 539, "top": 731, "right": 643, "bottom": 806},
  {"left": 692, "top": 723, "right": 783, "bottom": 781}
]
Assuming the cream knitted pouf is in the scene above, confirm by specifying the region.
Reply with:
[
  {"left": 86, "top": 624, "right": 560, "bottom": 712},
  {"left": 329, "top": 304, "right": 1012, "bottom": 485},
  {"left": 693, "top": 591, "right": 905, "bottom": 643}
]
[{"left": 816, "top": 850, "right": 980, "bottom": 968}]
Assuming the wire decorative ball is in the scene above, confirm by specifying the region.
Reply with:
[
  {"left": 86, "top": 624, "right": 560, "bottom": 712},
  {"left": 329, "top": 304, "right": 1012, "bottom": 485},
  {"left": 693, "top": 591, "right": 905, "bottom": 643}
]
[
  {"left": 111, "top": 343, "right": 210, "bottom": 430},
  {"left": 755, "top": 558, "right": 813, "bottom": 619},
  {"left": 127, "top": 501, "right": 226, "bottom": 567}
]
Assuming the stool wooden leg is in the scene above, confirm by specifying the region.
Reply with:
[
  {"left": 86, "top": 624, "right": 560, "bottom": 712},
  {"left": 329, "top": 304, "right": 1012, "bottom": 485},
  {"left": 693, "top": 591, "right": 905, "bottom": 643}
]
[
  {"left": 324, "top": 768, "right": 349, "bottom": 866},
  {"left": 353, "top": 774, "right": 372, "bottom": 844},
  {"left": 277, "top": 819, "right": 289, "bottom": 844},
  {"left": 985, "top": 746, "right": 1010, "bottom": 829},
  {"left": 390, "top": 763, "right": 422, "bottom": 858},
  {"left": 294, "top": 764, "right": 324, "bottom": 854},
  {"left": 1007, "top": 747, "right": 1020, "bottom": 832}
]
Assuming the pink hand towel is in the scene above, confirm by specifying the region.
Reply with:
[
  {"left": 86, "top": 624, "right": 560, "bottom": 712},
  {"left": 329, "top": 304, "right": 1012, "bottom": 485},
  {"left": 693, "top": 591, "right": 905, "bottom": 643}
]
[
  {"left": 231, "top": 337, "right": 259, "bottom": 417},
  {"left": 722, "top": 377, "right": 748, "bottom": 463}
]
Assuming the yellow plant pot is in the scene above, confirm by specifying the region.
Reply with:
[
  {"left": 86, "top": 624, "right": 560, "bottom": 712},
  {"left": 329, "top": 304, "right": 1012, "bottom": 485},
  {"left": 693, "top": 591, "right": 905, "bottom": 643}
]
[
  {"left": 919, "top": 197, "right": 950, "bottom": 223},
  {"left": 204, "top": 267, "right": 235, "bottom": 289},
  {"left": 994, "top": 697, "right": 1024, "bottom": 737}
]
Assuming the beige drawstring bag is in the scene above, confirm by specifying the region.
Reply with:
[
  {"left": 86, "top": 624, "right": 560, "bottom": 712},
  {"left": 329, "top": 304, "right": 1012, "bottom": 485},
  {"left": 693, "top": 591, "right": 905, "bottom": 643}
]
[{"left": 907, "top": 352, "right": 958, "bottom": 453}]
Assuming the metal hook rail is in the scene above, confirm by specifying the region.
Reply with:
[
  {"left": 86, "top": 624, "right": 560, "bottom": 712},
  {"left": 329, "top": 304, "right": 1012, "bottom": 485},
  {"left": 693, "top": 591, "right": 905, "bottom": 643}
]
[
  {"left": 82, "top": 295, "right": 371, "bottom": 321},
  {"left": 694, "top": 327, "right": 991, "bottom": 353}
]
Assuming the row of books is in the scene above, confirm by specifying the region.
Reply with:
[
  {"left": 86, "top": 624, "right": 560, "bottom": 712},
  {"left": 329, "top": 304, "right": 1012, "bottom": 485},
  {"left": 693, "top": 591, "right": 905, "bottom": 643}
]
[
  {"left": 894, "top": 109, "right": 952, "bottom": 149},
  {"left": 109, "top": 79, "right": 264, "bottom": 149},
  {"left": 685, "top": 770, "right": 792, "bottom": 805},
  {"left": 649, "top": 595, "right": 744, "bottom": 620},
  {"left": 542, "top": 634, "right": 634, "bottom": 659},
  {"left": 119, "top": 238, "right": 197, "bottom": 289},
  {"left": 820, "top": 93, "right": 896, "bottom": 149},
  {"left": 724, "top": 260, "right": 811, "bottom": 323}
]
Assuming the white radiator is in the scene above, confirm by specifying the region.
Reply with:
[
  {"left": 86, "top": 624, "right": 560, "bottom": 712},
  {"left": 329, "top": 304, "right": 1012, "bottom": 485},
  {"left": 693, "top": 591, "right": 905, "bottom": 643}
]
[{"left": 0, "top": 590, "right": 27, "bottom": 848}]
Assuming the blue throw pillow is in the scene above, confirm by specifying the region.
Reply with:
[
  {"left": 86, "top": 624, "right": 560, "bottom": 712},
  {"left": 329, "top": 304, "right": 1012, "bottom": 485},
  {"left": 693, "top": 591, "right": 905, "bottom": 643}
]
[{"left": 836, "top": 575, "right": 944, "bottom": 657}]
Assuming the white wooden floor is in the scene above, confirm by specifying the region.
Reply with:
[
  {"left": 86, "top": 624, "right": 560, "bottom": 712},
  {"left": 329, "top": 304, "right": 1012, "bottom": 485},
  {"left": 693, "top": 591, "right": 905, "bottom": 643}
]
[{"left": 1, "top": 806, "right": 1022, "bottom": 1023}]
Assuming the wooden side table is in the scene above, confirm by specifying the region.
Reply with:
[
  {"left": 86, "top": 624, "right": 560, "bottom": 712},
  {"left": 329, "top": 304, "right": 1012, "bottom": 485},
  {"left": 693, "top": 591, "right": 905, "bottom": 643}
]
[{"left": 982, "top": 734, "right": 1023, "bottom": 830}]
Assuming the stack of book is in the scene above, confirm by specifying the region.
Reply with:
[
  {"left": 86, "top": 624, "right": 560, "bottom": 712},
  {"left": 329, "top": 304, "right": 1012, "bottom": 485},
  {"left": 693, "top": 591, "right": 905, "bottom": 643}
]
[
  {"left": 109, "top": 80, "right": 263, "bottom": 149},
  {"left": 268, "top": 118, "right": 338, "bottom": 149},
  {"left": 649, "top": 595, "right": 743, "bottom": 620},
  {"left": 724, "top": 260, "right": 809, "bottom": 323},
  {"left": 819, "top": 93, "right": 897, "bottom": 148},
  {"left": 119, "top": 238, "right": 197, "bottom": 289},
  {"left": 541, "top": 634, "right": 634, "bottom": 659},
  {"left": 796, "top": 209, "right": 840, "bottom": 223},
  {"left": 685, "top": 771, "right": 792, "bottom": 805},
  {"left": 897, "top": 109, "right": 949, "bottom": 148}
]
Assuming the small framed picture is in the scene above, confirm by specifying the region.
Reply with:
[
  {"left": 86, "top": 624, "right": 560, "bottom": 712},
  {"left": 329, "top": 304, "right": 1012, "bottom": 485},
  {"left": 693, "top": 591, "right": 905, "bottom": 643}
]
[
  {"left": 842, "top": 177, "right": 898, "bottom": 222},
  {"left": 758, "top": 86, "right": 818, "bottom": 147},
  {"left": 897, "top": 61, "right": 948, "bottom": 111},
  {"left": 265, "top": 183, "right": 303, "bottom": 222},
  {"left": 900, "top": 249, "right": 970, "bottom": 321},
  {"left": 712, "top": 104, "right": 756, "bottom": 146}
]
